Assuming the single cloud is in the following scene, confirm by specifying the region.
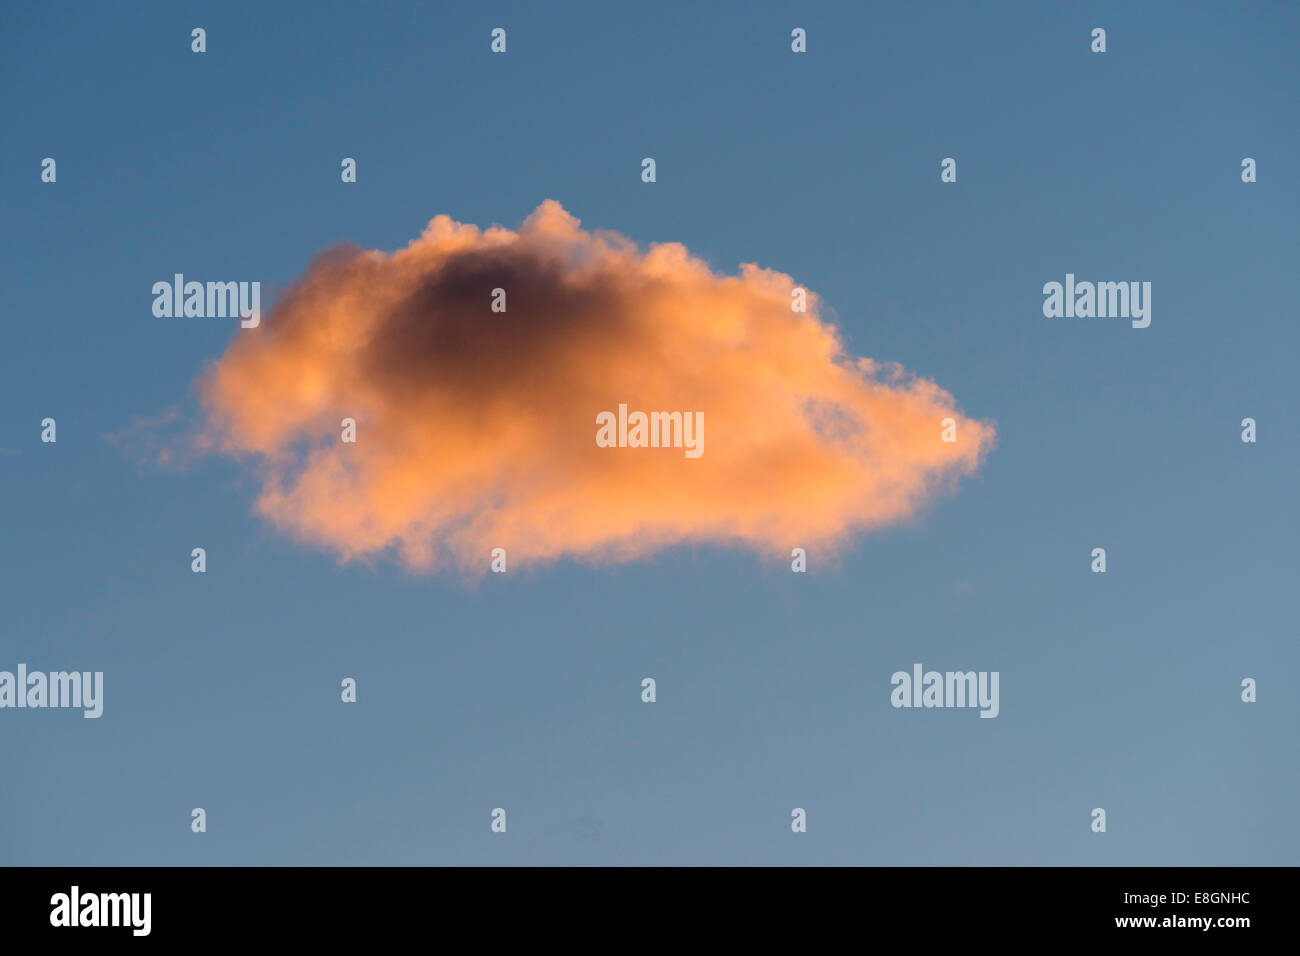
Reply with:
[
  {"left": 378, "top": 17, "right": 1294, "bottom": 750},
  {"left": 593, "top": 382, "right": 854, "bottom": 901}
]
[{"left": 195, "top": 200, "right": 995, "bottom": 573}]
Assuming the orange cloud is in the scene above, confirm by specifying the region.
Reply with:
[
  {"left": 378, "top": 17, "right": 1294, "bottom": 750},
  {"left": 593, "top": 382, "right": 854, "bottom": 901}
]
[{"left": 196, "top": 200, "right": 995, "bottom": 573}]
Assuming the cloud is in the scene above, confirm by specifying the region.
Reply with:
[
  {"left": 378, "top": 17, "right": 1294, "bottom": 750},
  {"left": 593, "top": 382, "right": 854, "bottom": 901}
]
[
  {"left": 195, "top": 200, "right": 995, "bottom": 573},
  {"left": 105, "top": 407, "right": 185, "bottom": 468}
]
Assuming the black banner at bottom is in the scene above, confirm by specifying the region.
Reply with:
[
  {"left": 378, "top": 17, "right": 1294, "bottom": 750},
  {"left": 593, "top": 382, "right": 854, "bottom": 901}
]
[{"left": 0, "top": 866, "right": 1277, "bottom": 943}]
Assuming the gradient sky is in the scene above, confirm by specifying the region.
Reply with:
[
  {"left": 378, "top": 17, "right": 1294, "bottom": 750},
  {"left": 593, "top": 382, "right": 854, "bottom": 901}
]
[{"left": 2, "top": 0, "right": 1297, "bottom": 865}]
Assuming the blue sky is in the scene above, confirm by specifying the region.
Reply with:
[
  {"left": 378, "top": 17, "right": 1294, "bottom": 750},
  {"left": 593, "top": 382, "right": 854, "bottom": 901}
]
[{"left": 1, "top": 0, "right": 1297, "bottom": 864}]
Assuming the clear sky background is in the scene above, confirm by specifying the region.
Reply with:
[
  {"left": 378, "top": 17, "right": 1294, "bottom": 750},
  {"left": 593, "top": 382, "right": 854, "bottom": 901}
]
[{"left": 1, "top": 0, "right": 1296, "bottom": 865}]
